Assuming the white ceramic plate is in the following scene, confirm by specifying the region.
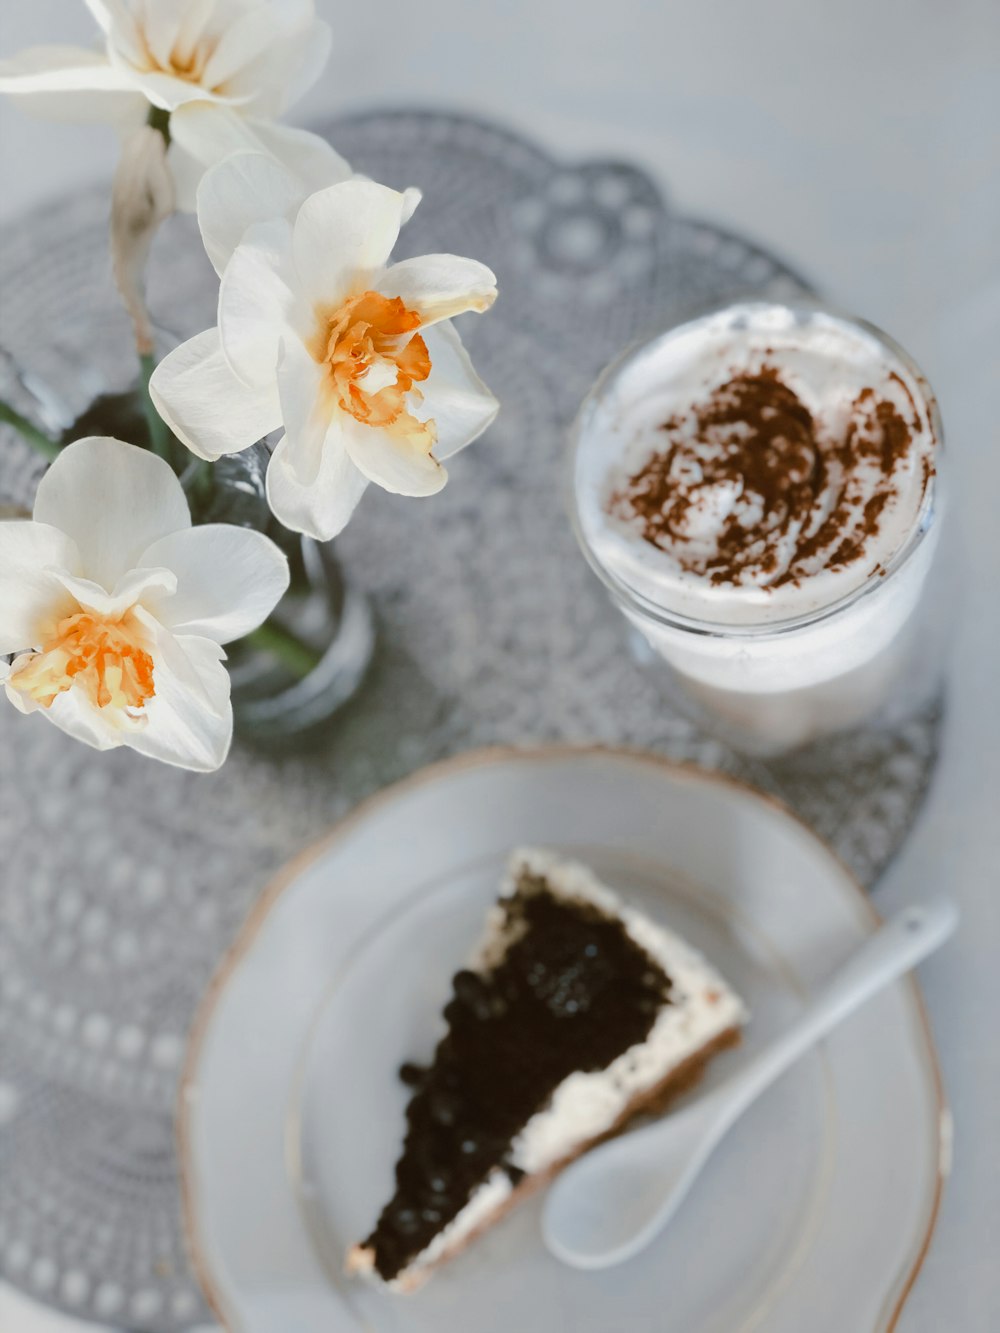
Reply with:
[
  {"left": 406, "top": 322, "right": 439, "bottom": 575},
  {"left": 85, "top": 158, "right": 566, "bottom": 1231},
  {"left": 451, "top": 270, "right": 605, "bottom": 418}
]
[{"left": 180, "top": 748, "right": 946, "bottom": 1333}]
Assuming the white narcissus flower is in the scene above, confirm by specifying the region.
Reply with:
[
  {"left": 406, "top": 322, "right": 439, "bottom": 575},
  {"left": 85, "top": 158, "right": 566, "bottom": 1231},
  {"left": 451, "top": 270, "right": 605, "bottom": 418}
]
[
  {"left": 0, "top": 436, "right": 289, "bottom": 772},
  {"left": 151, "top": 161, "right": 499, "bottom": 541},
  {"left": 0, "top": 0, "right": 348, "bottom": 209}
]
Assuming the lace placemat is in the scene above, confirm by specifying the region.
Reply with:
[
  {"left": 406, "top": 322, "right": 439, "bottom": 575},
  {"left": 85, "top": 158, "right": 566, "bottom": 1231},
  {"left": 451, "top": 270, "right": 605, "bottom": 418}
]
[{"left": 0, "top": 110, "right": 941, "bottom": 1330}]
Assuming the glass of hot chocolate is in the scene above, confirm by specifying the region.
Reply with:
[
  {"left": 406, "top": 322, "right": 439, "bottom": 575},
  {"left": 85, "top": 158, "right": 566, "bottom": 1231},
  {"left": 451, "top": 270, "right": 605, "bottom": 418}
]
[{"left": 570, "top": 299, "right": 946, "bottom": 755}]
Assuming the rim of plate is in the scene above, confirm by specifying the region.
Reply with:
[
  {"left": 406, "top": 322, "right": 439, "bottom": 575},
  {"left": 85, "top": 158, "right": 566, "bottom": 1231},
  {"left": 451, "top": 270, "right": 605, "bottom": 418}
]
[{"left": 177, "top": 744, "right": 947, "bottom": 1333}]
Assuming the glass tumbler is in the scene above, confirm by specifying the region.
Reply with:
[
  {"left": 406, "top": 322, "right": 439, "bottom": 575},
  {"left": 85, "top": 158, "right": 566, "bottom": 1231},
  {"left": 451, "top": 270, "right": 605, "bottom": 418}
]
[{"left": 569, "top": 298, "right": 948, "bottom": 757}]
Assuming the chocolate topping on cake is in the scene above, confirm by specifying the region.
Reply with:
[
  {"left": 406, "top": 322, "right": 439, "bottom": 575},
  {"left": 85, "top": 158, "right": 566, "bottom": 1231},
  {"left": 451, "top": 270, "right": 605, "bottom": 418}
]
[
  {"left": 609, "top": 366, "right": 918, "bottom": 589},
  {"left": 362, "top": 873, "right": 672, "bottom": 1281}
]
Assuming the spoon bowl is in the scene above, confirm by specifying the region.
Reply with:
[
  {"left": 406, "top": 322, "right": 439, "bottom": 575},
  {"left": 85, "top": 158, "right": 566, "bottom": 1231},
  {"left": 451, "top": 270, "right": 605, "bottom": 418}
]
[{"left": 546, "top": 1093, "right": 729, "bottom": 1268}]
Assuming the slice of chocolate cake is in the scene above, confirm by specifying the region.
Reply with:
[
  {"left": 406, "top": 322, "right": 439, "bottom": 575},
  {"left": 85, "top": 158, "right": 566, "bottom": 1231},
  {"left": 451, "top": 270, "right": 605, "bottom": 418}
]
[{"left": 346, "top": 848, "right": 747, "bottom": 1290}]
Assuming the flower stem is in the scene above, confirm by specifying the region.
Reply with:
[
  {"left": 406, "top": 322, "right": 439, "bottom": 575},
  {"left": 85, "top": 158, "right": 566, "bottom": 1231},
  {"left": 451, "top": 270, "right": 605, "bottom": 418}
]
[
  {"left": 181, "top": 458, "right": 214, "bottom": 508},
  {"left": 139, "top": 352, "right": 173, "bottom": 461},
  {"left": 147, "top": 105, "right": 171, "bottom": 146},
  {"left": 0, "top": 398, "right": 60, "bottom": 460},
  {"left": 244, "top": 618, "right": 322, "bottom": 679}
]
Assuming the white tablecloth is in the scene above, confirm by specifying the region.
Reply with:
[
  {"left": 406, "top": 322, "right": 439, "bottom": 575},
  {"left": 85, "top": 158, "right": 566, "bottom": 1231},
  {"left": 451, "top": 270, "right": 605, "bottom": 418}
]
[{"left": 1, "top": 2, "right": 998, "bottom": 1329}]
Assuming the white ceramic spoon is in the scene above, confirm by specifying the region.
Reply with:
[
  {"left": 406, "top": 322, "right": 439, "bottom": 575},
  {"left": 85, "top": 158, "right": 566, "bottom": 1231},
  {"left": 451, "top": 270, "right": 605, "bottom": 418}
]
[{"left": 542, "top": 898, "right": 957, "bottom": 1270}]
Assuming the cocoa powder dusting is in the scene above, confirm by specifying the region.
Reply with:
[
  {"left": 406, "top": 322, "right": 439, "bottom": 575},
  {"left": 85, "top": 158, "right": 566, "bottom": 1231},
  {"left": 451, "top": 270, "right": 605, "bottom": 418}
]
[{"left": 609, "top": 366, "right": 917, "bottom": 587}]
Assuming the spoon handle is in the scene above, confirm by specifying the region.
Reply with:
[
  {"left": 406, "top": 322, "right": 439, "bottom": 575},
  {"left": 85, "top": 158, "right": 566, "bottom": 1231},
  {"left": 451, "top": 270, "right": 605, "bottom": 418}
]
[{"left": 710, "top": 899, "right": 957, "bottom": 1130}]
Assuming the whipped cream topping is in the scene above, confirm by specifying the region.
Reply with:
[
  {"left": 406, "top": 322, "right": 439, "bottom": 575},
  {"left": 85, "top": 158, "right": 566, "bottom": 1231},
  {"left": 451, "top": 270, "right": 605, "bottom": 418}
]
[{"left": 574, "top": 302, "right": 939, "bottom": 626}]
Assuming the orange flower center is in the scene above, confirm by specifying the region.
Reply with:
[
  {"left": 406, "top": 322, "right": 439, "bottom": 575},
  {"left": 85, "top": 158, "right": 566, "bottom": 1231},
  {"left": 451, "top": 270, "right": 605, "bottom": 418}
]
[
  {"left": 9, "top": 611, "right": 155, "bottom": 716},
  {"left": 138, "top": 27, "right": 217, "bottom": 87},
  {"left": 309, "top": 290, "right": 436, "bottom": 450},
  {"left": 167, "top": 50, "right": 207, "bottom": 82}
]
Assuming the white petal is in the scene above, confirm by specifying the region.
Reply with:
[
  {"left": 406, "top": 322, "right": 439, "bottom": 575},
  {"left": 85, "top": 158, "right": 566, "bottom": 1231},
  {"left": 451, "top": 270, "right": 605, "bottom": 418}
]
[
  {"left": 0, "top": 45, "right": 146, "bottom": 123},
  {"left": 7, "top": 676, "right": 125, "bottom": 752},
  {"left": 83, "top": 0, "right": 115, "bottom": 34},
  {"left": 127, "top": 620, "right": 233, "bottom": 772},
  {"left": 418, "top": 322, "right": 500, "bottom": 459},
  {"left": 94, "top": 0, "right": 148, "bottom": 66},
  {"left": 150, "top": 328, "right": 281, "bottom": 460},
  {"left": 381, "top": 255, "right": 497, "bottom": 327},
  {"left": 171, "top": 103, "right": 349, "bottom": 214},
  {"left": 139, "top": 0, "right": 215, "bottom": 60},
  {"left": 266, "top": 427, "right": 369, "bottom": 541},
  {"left": 6, "top": 85, "right": 146, "bottom": 127},
  {"left": 168, "top": 0, "right": 218, "bottom": 68},
  {"left": 199, "top": 3, "right": 295, "bottom": 96},
  {"left": 263, "top": 336, "right": 369, "bottom": 538},
  {"left": 268, "top": 18, "right": 332, "bottom": 113},
  {"left": 343, "top": 417, "right": 447, "bottom": 498},
  {"left": 242, "top": 119, "right": 352, "bottom": 193},
  {"left": 146, "top": 0, "right": 237, "bottom": 68},
  {"left": 0, "top": 521, "right": 79, "bottom": 653},
  {"left": 137, "top": 524, "right": 289, "bottom": 643},
  {"left": 196, "top": 151, "right": 306, "bottom": 276},
  {"left": 0, "top": 45, "right": 135, "bottom": 95},
  {"left": 218, "top": 218, "right": 301, "bottom": 386},
  {"left": 33, "top": 437, "right": 191, "bottom": 591},
  {"left": 358, "top": 361, "right": 397, "bottom": 395},
  {"left": 125, "top": 66, "right": 253, "bottom": 111},
  {"left": 292, "top": 179, "right": 406, "bottom": 306},
  {"left": 4, "top": 667, "right": 40, "bottom": 716},
  {"left": 401, "top": 188, "right": 422, "bottom": 225},
  {"left": 274, "top": 336, "right": 331, "bottom": 484},
  {"left": 123, "top": 0, "right": 182, "bottom": 69},
  {"left": 165, "top": 136, "right": 208, "bottom": 215},
  {"left": 222, "top": 7, "right": 332, "bottom": 114},
  {"left": 53, "top": 566, "right": 177, "bottom": 619}
]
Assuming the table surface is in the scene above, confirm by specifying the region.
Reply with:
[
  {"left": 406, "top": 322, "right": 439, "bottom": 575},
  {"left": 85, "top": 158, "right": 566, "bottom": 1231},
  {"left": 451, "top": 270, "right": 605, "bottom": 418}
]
[{"left": 1, "top": 2, "right": 998, "bottom": 1331}]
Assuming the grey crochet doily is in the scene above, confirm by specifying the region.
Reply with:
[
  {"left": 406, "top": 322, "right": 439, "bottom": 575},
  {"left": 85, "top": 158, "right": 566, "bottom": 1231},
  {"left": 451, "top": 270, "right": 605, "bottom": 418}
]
[{"left": 0, "top": 110, "right": 940, "bottom": 1330}]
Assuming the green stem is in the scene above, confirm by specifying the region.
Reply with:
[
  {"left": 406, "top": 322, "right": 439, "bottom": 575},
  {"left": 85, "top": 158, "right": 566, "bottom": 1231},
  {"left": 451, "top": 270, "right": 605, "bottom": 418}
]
[
  {"left": 0, "top": 399, "right": 60, "bottom": 461},
  {"left": 147, "top": 104, "right": 171, "bottom": 146},
  {"left": 244, "top": 618, "right": 322, "bottom": 679},
  {"left": 181, "top": 458, "right": 214, "bottom": 507},
  {"left": 139, "top": 352, "right": 172, "bottom": 461}
]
